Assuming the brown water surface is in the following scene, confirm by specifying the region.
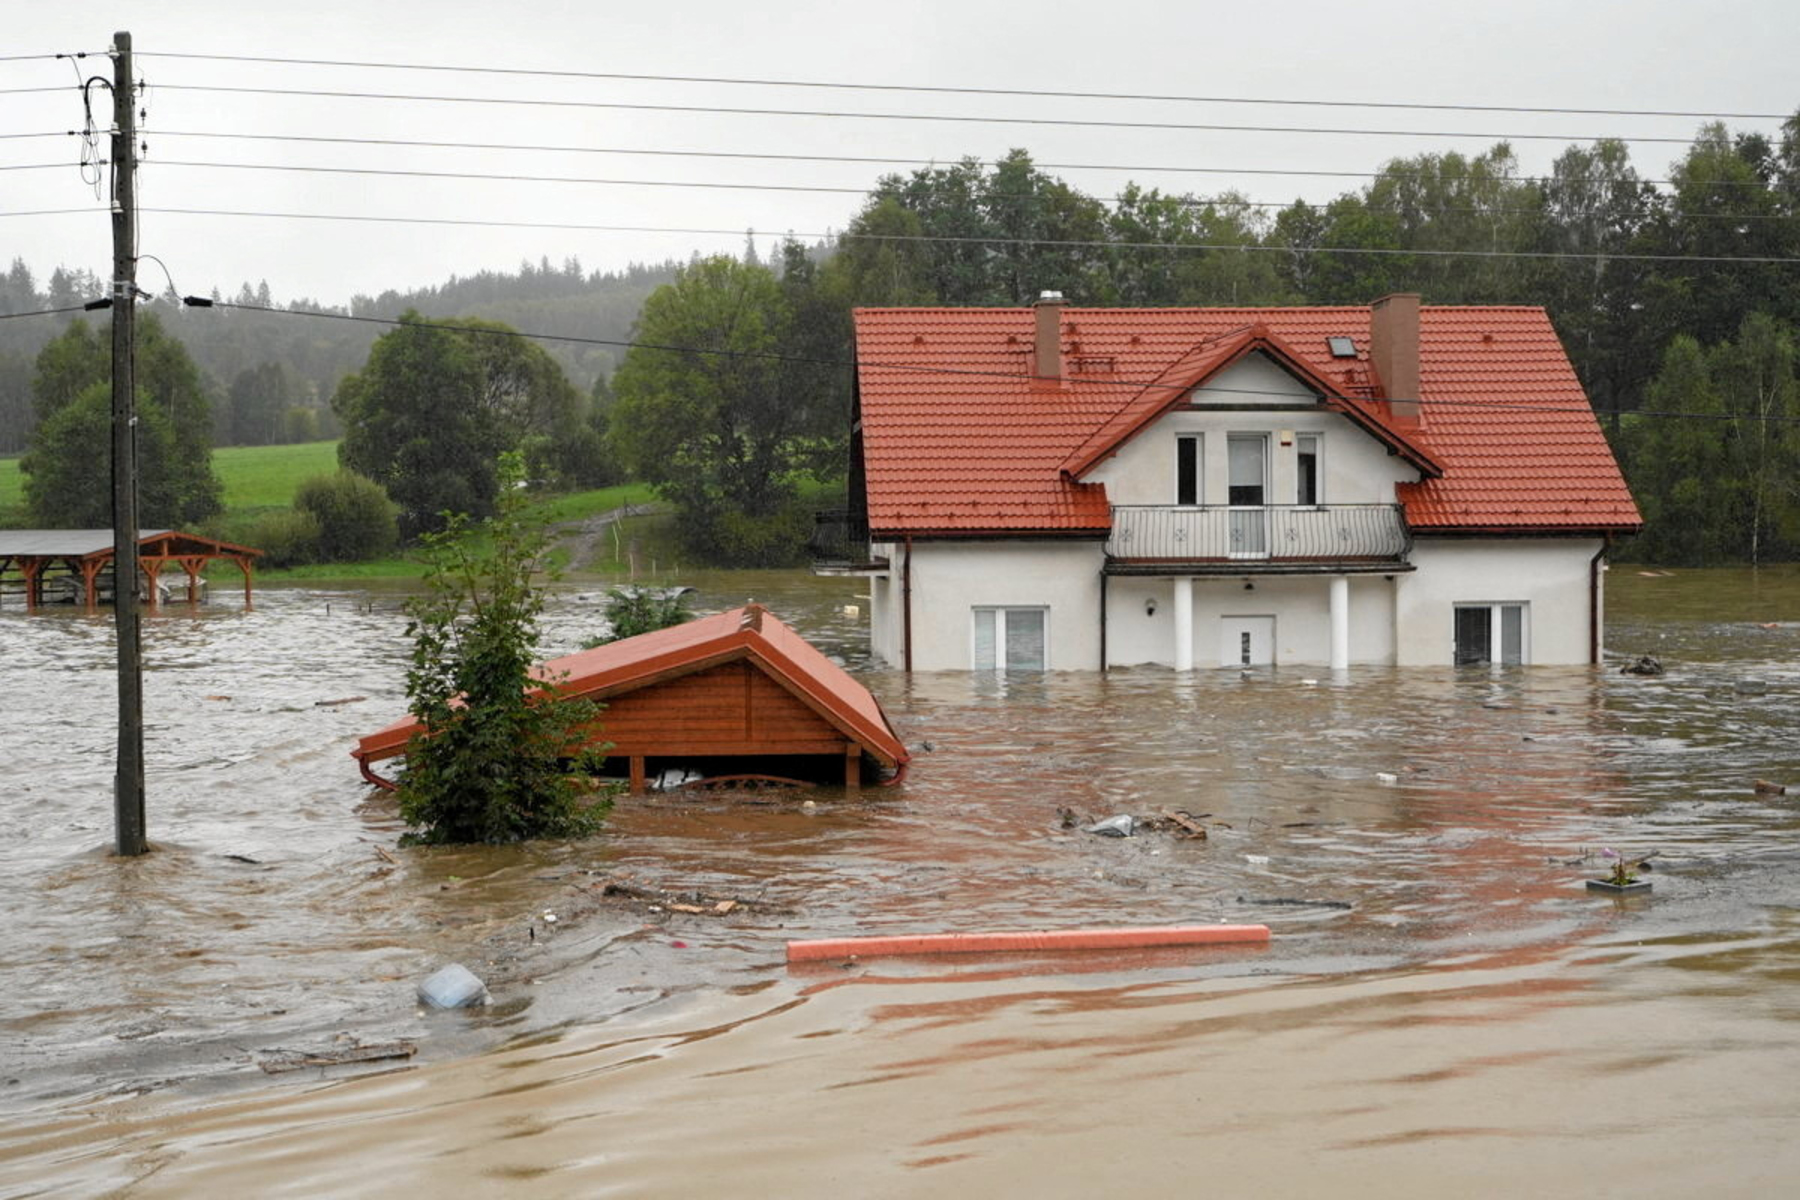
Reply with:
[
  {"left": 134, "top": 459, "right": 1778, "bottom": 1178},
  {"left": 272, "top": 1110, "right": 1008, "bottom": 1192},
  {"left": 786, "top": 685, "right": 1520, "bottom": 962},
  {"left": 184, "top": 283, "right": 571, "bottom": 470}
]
[{"left": 2, "top": 565, "right": 1799, "bottom": 1196}]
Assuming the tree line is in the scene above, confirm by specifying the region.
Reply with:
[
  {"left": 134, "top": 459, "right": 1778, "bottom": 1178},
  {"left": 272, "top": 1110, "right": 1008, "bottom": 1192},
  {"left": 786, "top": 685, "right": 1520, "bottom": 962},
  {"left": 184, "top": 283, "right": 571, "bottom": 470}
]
[{"left": 6, "top": 114, "right": 1800, "bottom": 565}]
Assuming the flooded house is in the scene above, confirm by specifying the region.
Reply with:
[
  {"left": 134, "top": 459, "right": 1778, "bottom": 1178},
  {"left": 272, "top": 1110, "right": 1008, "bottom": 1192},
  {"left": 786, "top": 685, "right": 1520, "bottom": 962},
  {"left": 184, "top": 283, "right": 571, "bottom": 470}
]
[{"left": 815, "top": 293, "right": 1642, "bottom": 670}]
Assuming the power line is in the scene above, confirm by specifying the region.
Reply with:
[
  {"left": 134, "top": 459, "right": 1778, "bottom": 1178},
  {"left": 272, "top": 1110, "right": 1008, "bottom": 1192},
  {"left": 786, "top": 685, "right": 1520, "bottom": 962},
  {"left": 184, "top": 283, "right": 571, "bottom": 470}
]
[
  {"left": 0, "top": 51, "right": 102, "bottom": 63},
  {"left": 12, "top": 203, "right": 1800, "bottom": 264},
  {"left": 110, "top": 207, "right": 1800, "bottom": 266},
  {"left": 0, "top": 86, "right": 70, "bottom": 95},
  {"left": 127, "top": 157, "right": 1800, "bottom": 222},
  {"left": 195, "top": 298, "right": 1800, "bottom": 425},
  {"left": 135, "top": 50, "right": 1796, "bottom": 122},
  {"left": 0, "top": 302, "right": 97, "bottom": 320},
  {"left": 151, "top": 83, "right": 1711, "bottom": 145},
  {"left": 149, "top": 158, "right": 873, "bottom": 197},
  {"left": 122, "top": 129, "right": 1788, "bottom": 191}
]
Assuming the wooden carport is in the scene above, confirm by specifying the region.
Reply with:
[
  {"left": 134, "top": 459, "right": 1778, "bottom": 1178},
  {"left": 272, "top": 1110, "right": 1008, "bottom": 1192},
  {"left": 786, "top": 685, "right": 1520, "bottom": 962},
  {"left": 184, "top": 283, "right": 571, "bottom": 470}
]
[
  {"left": 0, "top": 530, "right": 261, "bottom": 611},
  {"left": 353, "top": 604, "right": 910, "bottom": 793}
]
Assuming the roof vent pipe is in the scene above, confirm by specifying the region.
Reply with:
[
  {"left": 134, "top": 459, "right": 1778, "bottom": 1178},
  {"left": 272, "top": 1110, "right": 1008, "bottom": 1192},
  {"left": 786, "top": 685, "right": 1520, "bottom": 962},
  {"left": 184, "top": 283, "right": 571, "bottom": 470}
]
[
  {"left": 1034, "top": 290, "right": 1065, "bottom": 385},
  {"left": 1370, "top": 292, "right": 1421, "bottom": 420}
]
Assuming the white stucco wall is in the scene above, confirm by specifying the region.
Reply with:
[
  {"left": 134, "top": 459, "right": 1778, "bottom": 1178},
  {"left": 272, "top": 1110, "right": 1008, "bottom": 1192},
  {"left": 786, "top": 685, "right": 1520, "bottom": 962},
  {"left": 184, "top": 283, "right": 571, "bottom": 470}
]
[
  {"left": 865, "top": 542, "right": 903, "bottom": 666},
  {"left": 1106, "top": 573, "right": 1398, "bottom": 667},
  {"left": 1395, "top": 538, "right": 1602, "bottom": 666},
  {"left": 867, "top": 540, "right": 1106, "bottom": 670},
  {"left": 865, "top": 538, "right": 1604, "bottom": 669},
  {"left": 1085, "top": 355, "right": 1421, "bottom": 506}
]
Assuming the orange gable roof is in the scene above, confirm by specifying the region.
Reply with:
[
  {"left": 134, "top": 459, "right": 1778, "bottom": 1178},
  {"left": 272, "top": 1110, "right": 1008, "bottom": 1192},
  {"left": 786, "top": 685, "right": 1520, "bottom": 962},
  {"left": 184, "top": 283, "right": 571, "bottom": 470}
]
[
  {"left": 353, "top": 605, "right": 909, "bottom": 769},
  {"left": 854, "top": 305, "right": 1641, "bottom": 535},
  {"left": 1058, "top": 323, "right": 1442, "bottom": 481}
]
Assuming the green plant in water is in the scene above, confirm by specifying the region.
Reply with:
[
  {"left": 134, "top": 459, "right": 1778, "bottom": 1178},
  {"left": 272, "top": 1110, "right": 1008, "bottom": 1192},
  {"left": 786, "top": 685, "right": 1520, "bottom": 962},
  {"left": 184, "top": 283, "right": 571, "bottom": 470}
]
[
  {"left": 397, "top": 451, "right": 613, "bottom": 845},
  {"left": 582, "top": 585, "right": 693, "bottom": 648},
  {"left": 1604, "top": 849, "right": 1638, "bottom": 886}
]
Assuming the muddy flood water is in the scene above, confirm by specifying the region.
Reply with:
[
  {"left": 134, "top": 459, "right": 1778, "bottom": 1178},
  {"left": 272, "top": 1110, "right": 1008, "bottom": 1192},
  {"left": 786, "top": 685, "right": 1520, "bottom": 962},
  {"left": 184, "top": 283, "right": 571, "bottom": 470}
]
[{"left": 4, "top": 566, "right": 1800, "bottom": 1196}]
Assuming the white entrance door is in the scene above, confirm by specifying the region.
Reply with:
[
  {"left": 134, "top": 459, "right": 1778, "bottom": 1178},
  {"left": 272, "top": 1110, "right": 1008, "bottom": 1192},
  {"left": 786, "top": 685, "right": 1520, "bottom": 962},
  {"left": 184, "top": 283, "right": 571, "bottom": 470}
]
[{"left": 1219, "top": 615, "right": 1275, "bottom": 666}]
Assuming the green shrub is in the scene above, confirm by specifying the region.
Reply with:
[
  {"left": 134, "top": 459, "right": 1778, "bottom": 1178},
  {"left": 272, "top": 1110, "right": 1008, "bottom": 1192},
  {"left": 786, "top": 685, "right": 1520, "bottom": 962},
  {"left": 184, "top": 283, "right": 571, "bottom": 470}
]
[
  {"left": 583, "top": 586, "right": 693, "bottom": 648},
  {"left": 397, "top": 453, "right": 613, "bottom": 845},
  {"left": 248, "top": 508, "right": 322, "bottom": 567},
  {"left": 294, "top": 470, "right": 398, "bottom": 562}
]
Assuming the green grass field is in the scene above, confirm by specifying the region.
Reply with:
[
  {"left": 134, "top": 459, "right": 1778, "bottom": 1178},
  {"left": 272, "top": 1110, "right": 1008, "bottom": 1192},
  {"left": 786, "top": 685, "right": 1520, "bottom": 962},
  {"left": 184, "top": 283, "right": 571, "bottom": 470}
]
[
  {"left": 0, "top": 441, "right": 667, "bottom": 580},
  {"left": 0, "top": 440, "right": 342, "bottom": 529},
  {"left": 214, "top": 440, "right": 342, "bottom": 508},
  {"left": 0, "top": 455, "right": 19, "bottom": 524}
]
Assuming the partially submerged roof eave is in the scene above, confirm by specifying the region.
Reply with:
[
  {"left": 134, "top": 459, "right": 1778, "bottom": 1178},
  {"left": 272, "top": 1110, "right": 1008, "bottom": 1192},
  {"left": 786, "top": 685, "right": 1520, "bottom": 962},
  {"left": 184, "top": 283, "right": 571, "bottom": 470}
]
[{"left": 353, "top": 608, "right": 910, "bottom": 769}]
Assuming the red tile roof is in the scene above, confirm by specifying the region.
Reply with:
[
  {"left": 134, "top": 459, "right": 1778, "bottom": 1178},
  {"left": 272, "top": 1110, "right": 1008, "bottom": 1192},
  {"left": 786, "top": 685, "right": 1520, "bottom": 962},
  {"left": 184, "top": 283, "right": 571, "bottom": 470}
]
[
  {"left": 854, "top": 305, "right": 1641, "bottom": 535},
  {"left": 353, "top": 605, "right": 909, "bottom": 769}
]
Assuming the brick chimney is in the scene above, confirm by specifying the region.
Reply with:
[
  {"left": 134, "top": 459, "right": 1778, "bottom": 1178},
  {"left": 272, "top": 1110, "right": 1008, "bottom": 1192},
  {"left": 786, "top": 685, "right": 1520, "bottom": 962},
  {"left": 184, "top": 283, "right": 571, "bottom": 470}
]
[
  {"left": 1033, "top": 290, "right": 1065, "bottom": 384},
  {"left": 1369, "top": 293, "right": 1421, "bottom": 421}
]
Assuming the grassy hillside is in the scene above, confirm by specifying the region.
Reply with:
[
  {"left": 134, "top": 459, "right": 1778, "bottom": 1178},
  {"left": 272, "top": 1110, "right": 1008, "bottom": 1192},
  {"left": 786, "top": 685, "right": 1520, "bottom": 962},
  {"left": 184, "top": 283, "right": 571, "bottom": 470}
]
[
  {"left": 215, "top": 440, "right": 342, "bottom": 508},
  {"left": 0, "top": 442, "right": 663, "bottom": 581},
  {"left": 0, "top": 440, "right": 342, "bottom": 529},
  {"left": 0, "top": 455, "right": 18, "bottom": 525}
]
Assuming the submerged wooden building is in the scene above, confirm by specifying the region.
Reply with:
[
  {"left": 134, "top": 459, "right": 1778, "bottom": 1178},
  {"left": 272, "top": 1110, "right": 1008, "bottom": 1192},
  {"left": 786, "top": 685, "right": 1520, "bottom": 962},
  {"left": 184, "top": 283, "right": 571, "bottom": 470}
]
[
  {"left": 353, "top": 604, "right": 910, "bottom": 792},
  {"left": 0, "top": 529, "right": 260, "bottom": 610}
]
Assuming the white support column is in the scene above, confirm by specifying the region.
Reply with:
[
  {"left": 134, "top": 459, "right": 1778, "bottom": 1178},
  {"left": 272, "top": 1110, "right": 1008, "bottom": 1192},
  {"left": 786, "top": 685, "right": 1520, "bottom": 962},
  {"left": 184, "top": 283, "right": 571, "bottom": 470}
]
[
  {"left": 1329, "top": 575, "right": 1350, "bottom": 672},
  {"left": 1173, "top": 577, "right": 1194, "bottom": 672}
]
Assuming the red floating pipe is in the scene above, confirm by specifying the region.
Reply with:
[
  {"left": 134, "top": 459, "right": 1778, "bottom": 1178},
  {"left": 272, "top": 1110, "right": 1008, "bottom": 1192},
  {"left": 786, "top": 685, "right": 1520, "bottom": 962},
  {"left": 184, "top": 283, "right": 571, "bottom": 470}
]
[{"left": 786, "top": 923, "right": 1269, "bottom": 962}]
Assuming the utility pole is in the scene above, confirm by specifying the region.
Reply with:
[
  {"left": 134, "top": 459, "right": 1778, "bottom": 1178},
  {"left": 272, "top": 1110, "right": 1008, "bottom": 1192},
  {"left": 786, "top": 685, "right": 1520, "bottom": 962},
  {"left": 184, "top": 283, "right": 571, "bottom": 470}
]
[{"left": 111, "top": 30, "right": 146, "bottom": 856}]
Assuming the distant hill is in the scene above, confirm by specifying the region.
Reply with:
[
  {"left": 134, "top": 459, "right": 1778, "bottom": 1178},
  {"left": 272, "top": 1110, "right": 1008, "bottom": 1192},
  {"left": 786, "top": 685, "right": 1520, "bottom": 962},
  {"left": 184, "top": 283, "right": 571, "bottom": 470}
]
[{"left": 0, "top": 255, "right": 683, "bottom": 453}]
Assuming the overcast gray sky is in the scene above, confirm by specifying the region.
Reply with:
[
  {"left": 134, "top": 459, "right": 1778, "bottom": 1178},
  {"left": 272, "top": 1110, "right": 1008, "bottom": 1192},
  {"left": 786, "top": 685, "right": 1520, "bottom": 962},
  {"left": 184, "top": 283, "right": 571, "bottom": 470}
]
[{"left": 6, "top": 0, "right": 1796, "bottom": 306}]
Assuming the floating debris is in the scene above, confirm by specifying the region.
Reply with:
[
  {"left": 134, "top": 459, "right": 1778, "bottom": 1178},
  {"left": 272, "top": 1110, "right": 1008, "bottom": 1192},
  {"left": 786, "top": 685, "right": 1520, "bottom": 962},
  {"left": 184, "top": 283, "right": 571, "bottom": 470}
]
[
  {"left": 588, "top": 878, "right": 792, "bottom": 916},
  {"left": 1084, "top": 815, "right": 1136, "bottom": 838},
  {"left": 1238, "top": 896, "right": 1354, "bottom": 910},
  {"left": 258, "top": 1039, "right": 417, "bottom": 1075},
  {"left": 416, "top": 963, "right": 488, "bottom": 1010},
  {"left": 1621, "top": 656, "right": 1665, "bottom": 676},
  {"left": 1754, "top": 779, "right": 1787, "bottom": 795}
]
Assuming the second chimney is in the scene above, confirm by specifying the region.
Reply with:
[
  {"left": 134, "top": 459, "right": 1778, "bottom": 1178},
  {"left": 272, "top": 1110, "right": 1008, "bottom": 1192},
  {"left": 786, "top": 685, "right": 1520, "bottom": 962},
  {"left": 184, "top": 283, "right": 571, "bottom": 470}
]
[
  {"left": 1034, "top": 290, "right": 1065, "bottom": 384},
  {"left": 1369, "top": 292, "right": 1421, "bottom": 421}
]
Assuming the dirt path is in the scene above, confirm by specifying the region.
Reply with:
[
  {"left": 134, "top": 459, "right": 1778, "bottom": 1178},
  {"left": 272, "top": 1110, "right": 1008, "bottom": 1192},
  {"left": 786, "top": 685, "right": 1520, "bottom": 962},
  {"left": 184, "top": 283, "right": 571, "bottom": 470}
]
[{"left": 552, "top": 502, "right": 659, "bottom": 571}]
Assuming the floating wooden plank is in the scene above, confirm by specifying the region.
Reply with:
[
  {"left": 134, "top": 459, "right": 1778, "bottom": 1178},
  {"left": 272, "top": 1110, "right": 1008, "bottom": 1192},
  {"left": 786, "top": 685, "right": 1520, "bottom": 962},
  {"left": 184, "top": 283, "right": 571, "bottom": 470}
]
[{"left": 257, "top": 1039, "right": 417, "bottom": 1074}]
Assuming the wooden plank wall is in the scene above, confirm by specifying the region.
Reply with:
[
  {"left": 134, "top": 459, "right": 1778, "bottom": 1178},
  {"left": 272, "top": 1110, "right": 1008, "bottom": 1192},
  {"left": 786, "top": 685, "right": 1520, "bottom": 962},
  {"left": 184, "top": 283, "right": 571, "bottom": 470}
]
[{"left": 591, "top": 660, "right": 849, "bottom": 758}]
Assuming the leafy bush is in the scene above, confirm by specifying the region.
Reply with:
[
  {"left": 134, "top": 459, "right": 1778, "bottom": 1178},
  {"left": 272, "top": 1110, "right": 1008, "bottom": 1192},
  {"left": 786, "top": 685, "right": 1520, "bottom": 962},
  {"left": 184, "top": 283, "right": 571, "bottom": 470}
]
[
  {"left": 293, "top": 470, "right": 398, "bottom": 562},
  {"left": 584, "top": 586, "right": 693, "bottom": 648},
  {"left": 247, "top": 508, "right": 322, "bottom": 567},
  {"left": 397, "top": 453, "right": 612, "bottom": 845}
]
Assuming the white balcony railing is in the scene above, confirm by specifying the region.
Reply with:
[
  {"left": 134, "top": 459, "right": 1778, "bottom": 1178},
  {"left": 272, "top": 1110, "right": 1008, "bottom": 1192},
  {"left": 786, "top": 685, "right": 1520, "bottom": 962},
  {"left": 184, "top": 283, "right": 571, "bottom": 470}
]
[{"left": 1106, "top": 504, "right": 1411, "bottom": 566}]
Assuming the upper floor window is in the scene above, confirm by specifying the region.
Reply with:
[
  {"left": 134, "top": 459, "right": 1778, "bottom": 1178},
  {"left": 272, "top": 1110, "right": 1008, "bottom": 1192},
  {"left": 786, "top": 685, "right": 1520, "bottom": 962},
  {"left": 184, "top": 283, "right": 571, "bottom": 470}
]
[
  {"left": 1175, "top": 435, "right": 1201, "bottom": 506},
  {"left": 1296, "top": 433, "right": 1322, "bottom": 505}
]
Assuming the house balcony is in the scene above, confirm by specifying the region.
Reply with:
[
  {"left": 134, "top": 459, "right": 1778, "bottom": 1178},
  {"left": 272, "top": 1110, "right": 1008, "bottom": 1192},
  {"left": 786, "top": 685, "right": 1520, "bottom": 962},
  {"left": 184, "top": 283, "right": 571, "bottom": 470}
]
[
  {"left": 808, "top": 509, "right": 889, "bottom": 574},
  {"left": 1105, "top": 504, "right": 1412, "bottom": 574}
]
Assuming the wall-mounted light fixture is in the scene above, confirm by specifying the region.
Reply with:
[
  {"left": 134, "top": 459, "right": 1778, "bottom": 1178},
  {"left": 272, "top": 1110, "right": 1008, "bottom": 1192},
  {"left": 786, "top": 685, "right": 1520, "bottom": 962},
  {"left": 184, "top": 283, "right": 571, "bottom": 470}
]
[{"left": 1145, "top": 596, "right": 1158, "bottom": 617}]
